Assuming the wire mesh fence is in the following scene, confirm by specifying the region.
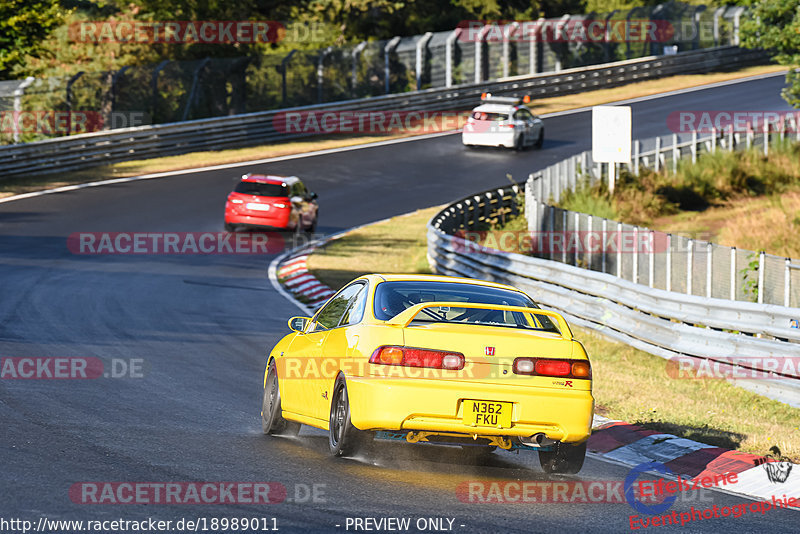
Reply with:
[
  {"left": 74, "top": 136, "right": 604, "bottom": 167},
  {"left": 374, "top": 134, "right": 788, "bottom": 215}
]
[{"left": 1, "top": 2, "right": 746, "bottom": 144}]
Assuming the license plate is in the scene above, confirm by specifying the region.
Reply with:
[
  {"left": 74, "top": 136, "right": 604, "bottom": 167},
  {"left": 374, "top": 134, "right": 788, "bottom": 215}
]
[
  {"left": 462, "top": 400, "right": 513, "bottom": 428},
  {"left": 245, "top": 203, "right": 271, "bottom": 211}
]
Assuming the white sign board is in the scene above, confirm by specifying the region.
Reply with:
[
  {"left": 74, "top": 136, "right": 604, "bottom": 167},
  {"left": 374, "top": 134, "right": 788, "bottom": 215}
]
[{"left": 592, "top": 105, "right": 631, "bottom": 163}]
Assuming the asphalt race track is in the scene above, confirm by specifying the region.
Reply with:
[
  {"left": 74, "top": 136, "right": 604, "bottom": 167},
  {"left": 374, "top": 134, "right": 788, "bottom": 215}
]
[{"left": 0, "top": 73, "right": 797, "bottom": 533}]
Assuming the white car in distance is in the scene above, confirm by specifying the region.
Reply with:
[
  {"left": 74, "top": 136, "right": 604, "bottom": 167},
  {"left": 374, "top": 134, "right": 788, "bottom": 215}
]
[{"left": 462, "top": 94, "right": 544, "bottom": 150}]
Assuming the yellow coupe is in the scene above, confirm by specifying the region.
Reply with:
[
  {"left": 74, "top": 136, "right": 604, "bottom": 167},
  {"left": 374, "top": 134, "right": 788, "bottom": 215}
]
[{"left": 262, "top": 274, "right": 594, "bottom": 473}]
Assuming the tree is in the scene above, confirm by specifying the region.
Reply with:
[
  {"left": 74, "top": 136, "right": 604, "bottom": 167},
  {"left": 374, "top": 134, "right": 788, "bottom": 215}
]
[
  {"left": 0, "top": 0, "right": 69, "bottom": 79},
  {"left": 740, "top": 0, "right": 800, "bottom": 107}
]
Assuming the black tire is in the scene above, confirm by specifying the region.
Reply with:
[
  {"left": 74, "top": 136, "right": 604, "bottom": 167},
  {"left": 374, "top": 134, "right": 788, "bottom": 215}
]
[
  {"left": 224, "top": 222, "right": 236, "bottom": 232},
  {"left": 328, "top": 377, "right": 369, "bottom": 457},
  {"left": 261, "top": 360, "right": 301, "bottom": 436},
  {"left": 538, "top": 440, "right": 587, "bottom": 474},
  {"left": 534, "top": 127, "right": 544, "bottom": 149}
]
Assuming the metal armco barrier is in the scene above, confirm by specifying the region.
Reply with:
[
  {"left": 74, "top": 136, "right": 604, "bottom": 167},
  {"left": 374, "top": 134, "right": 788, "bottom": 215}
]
[
  {"left": 0, "top": 46, "right": 768, "bottom": 178},
  {"left": 427, "top": 183, "right": 800, "bottom": 406}
]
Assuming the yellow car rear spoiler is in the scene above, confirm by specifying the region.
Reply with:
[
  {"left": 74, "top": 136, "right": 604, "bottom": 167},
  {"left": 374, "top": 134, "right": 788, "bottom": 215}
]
[{"left": 385, "top": 301, "right": 573, "bottom": 339}]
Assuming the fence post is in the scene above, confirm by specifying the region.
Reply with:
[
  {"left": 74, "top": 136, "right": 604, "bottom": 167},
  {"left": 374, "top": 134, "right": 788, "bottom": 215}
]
[
  {"left": 706, "top": 242, "right": 713, "bottom": 298},
  {"left": 415, "top": 32, "right": 433, "bottom": 90},
  {"left": 691, "top": 130, "right": 697, "bottom": 163},
  {"left": 574, "top": 212, "right": 580, "bottom": 265},
  {"left": 732, "top": 6, "right": 745, "bottom": 45},
  {"left": 632, "top": 226, "right": 639, "bottom": 284},
  {"left": 554, "top": 15, "right": 570, "bottom": 71},
  {"left": 757, "top": 251, "right": 765, "bottom": 304},
  {"left": 730, "top": 247, "right": 737, "bottom": 300},
  {"left": 655, "top": 136, "right": 661, "bottom": 172},
  {"left": 764, "top": 122, "right": 769, "bottom": 157},
  {"left": 317, "top": 47, "right": 333, "bottom": 104},
  {"left": 600, "top": 217, "right": 608, "bottom": 273},
  {"left": 666, "top": 234, "right": 672, "bottom": 292},
  {"left": 587, "top": 214, "right": 593, "bottom": 269},
  {"left": 616, "top": 221, "right": 622, "bottom": 278},
  {"left": 384, "top": 36, "right": 401, "bottom": 94},
  {"left": 728, "top": 124, "right": 734, "bottom": 150},
  {"left": 747, "top": 125, "right": 752, "bottom": 149},
  {"left": 502, "top": 23, "right": 520, "bottom": 78},
  {"left": 445, "top": 29, "right": 461, "bottom": 87},
  {"left": 549, "top": 205, "right": 555, "bottom": 261},
  {"left": 649, "top": 230, "right": 655, "bottom": 288},
  {"left": 351, "top": 42, "right": 367, "bottom": 95},
  {"left": 474, "top": 26, "right": 490, "bottom": 83},
  {"left": 686, "top": 239, "right": 693, "bottom": 295},
  {"left": 672, "top": 133, "right": 678, "bottom": 173},
  {"left": 530, "top": 18, "right": 544, "bottom": 74},
  {"left": 785, "top": 258, "right": 791, "bottom": 307},
  {"left": 561, "top": 209, "right": 567, "bottom": 263},
  {"left": 711, "top": 127, "right": 716, "bottom": 154},
  {"left": 633, "top": 139, "right": 640, "bottom": 175}
]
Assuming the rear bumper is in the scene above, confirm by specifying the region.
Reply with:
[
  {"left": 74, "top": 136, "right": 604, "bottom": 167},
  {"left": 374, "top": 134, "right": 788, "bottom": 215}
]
[
  {"left": 346, "top": 376, "right": 593, "bottom": 443},
  {"left": 225, "top": 209, "right": 291, "bottom": 229},
  {"left": 462, "top": 130, "right": 515, "bottom": 148}
]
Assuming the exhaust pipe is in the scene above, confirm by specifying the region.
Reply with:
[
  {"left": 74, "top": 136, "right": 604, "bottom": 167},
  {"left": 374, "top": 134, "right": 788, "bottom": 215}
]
[{"left": 519, "top": 433, "right": 558, "bottom": 448}]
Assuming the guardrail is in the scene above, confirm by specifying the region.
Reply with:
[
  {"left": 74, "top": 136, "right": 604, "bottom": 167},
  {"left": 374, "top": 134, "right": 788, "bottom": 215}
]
[
  {"left": 427, "top": 186, "right": 800, "bottom": 407},
  {"left": 0, "top": 45, "right": 768, "bottom": 178}
]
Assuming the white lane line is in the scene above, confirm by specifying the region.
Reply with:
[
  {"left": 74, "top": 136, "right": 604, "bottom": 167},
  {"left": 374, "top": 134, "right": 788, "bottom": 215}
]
[{"left": 0, "top": 70, "right": 786, "bottom": 207}]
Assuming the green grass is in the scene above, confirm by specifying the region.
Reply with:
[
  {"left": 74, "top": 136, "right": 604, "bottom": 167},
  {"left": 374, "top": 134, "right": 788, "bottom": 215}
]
[{"left": 305, "top": 204, "right": 800, "bottom": 461}]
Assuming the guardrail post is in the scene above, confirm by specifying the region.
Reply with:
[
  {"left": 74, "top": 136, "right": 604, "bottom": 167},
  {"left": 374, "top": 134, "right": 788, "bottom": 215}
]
[
  {"left": 549, "top": 205, "right": 555, "bottom": 260},
  {"left": 757, "top": 251, "right": 765, "bottom": 304},
  {"left": 573, "top": 212, "right": 580, "bottom": 265},
  {"left": 666, "top": 234, "right": 672, "bottom": 292},
  {"left": 416, "top": 32, "right": 433, "bottom": 90},
  {"left": 445, "top": 29, "right": 461, "bottom": 87},
  {"left": 633, "top": 140, "right": 640, "bottom": 175},
  {"left": 728, "top": 124, "right": 734, "bottom": 150},
  {"left": 12, "top": 76, "right": 35, "bottom": 143},
  {"left": 568, "top": 156, "right": 576, "bottom": 191},
  {"left": 352, "top": 42, "right": 367, "bottom": 95},
  {"left": 730, "top": 247, "right": 737, "bottom": 300},
  {"left": 672, "top": 133, "right": 678, "bottom": 173},
  {"left": 706, "top": 242, "right": 713, "bottom": 298},
  {"left": 687, "top": 239, "right": 694, "bottom": 295},
  {"left": 785, "top": 258, "right": 791, "bottom": 307},
  {"left": 691, "top": 131, "right": 697, "bottom": 163},
  {"left": 746, "top": 125, "right": 752, "bottom": 149},
  {"left": 649, "top": 231, "right": 655, "bottom": 288},
  {"left": 385, "top": 37, "right": 401, "bottom": 94},
  {"left": 763, "top": 122, "right": 769, "bottom": 156},
  {"left": 586, "top": 214, "right": 593, "bottom": 269}
]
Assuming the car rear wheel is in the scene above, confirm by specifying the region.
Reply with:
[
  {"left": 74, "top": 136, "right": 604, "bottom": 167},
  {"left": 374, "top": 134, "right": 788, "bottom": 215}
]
[
  {"left": 224, "top": 222, "right": 236, "bottom": 232},
  {"left": 261, "top": 360, "right": 300, "bottom": 436},
  {"left": 538, "top": 440, "right": 586, "bottom": 474},
  {"left": 329, "top": 377, "right": 369, "bottom": 457}
]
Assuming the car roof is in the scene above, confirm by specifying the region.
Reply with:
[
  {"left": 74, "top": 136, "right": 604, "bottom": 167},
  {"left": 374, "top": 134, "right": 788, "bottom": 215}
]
[
  {"left": 367, "top": 273, "right": 526, "bottom": 293},
  {"left": 470, "top": 103, "right": 524, "bottom": 114},
  {"left": 241, "top": 173, "right": 299, "bottom": 185}
]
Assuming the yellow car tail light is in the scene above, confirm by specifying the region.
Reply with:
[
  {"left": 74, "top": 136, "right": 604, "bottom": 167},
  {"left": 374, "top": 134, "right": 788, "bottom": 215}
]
[
  {"left": 369, "top": 346, "right": 465, "bottom": 370},
  {"left": 513, "top": 357, "right": 592, "bottom": 379}
]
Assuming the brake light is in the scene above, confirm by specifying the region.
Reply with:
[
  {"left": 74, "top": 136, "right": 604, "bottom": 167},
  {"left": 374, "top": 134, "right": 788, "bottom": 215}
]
[
  {"left": 230, "top": 198, "right": 243, "bottom": 204},
  {"left": 503, "top": 123, "right": 515, "bottom": 128},
  {"left": 369, "top": 346, "right": 465, "bottom": 370},
  {"left": 513, "top": 357, "right": 591, "bottom": 379}
]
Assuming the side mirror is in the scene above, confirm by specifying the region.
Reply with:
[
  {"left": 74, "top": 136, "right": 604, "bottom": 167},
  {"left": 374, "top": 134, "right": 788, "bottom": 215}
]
[{"left": 288, "top": 316, "right": 311, "bottom": 333}]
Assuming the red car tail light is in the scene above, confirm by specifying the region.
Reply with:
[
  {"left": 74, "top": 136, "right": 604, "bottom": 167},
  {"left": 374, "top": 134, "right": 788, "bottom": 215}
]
[
  {"left": 369, "top": 346, "right": 465, "bottom": 370},
  {"left": 513, "top": 357, "right": 592, "bottom": 379}
]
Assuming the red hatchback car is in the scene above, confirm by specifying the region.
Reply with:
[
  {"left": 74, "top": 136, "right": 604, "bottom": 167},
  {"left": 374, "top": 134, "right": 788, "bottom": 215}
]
[{"left": 224, "top": 174, "right": 319, "bottom": 232}]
